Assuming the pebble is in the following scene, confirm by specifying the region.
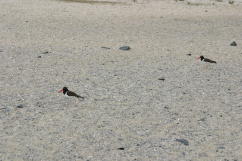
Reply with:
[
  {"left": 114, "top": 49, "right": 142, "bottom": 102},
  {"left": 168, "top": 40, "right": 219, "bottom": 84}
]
[
  {"left": 229, "top": 0, "right": 234, "bottom": 4},
  {"left": 175, "top": 139, "right": 189, "bottom": 146},
  {"left": 101, "top": 46, "right": 111, "bottom": 49},
  {"left": 41, "top": 51, "right": 50, "bottom": 54},
  {"left": 230, "top": 41, "right": 237, "bottom": 46},
  {"left": 16, "top": 104, "right": 24, "bottom": 108},
  {"left": 117, "top": 147, "right": 125, "bottom": 150},
  {"left": 164, "top": 106, "right": 169, "bottom": 109},
  {"left": 0, "top": 50, "right": 3, "bottom": 52},
  {"left": 37, "top": 56, "right": 41, "bottom": 58},
  {"left": 119, "top": 46, "right": 130, "bottom": 51},
  {"left": 158, "top": 78, "right": 165, "bottom": 81},
  {"left": 187, "top": 53, "right": 192, "bottom": 56},
  {"left": 198, "top": 118, "right": 206, "bottom": 122}
]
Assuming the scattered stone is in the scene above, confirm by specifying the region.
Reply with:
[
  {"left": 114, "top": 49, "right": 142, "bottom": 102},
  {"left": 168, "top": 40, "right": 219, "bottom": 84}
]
[
  {"left": 199, "top": 152, "right": 208, "bottom": 157},
  {"left": 158, "top": 78, "right": 165, "bottom": 81},
  {"left": 117, "top": 147, "right": 125, "bottom": 150},
  {"left": 37, "top": 56, "right": 41, "bottom": 58},
  {"left": 164, "top": 106, "right": 169, "bottom": 109},
  {"left": 205, "top": 10, "right": 208, "bottom": 12},
  {"left": 198, "top": 118, "right": 206, "bottom": 122},
  {"left": 119, "top": 46, "right": 130, "bottom": 51},
  {"left": 217, "top": 146, "right": 225, "bottom": 150},
  {"left": 0, "top": 50, "right": 3, "bottom": 52},
  {"left": 229, "top": 0, "right": 234, "bottom": 4},
  {"left": 101, "top": 46, "right": 111, "bottom": 49},
  {"left": 187, "top": 53, "right": 192, "bottom": 56},
  {"left": 16, "top": 104, "right": 24, "bottom": 108},
  {"left": 230, "top": 41, "right": 237, "bottom": 46},
  {"left": 41, "top": 51, "right": 50, "bottom": 54},
  {"left": 175, "top": 139, "right": 189, "bottom": 146}
]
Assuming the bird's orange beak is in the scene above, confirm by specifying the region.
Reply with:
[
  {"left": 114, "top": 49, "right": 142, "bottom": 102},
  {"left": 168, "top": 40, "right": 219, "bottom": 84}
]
[{"left": 58, "top": 89, "right": 63, "bottom": 93}]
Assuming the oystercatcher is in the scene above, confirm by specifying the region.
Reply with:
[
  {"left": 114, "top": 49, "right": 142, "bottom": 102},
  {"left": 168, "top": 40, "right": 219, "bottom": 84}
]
[
  {"left": 58, "top": 87, "right": 84, "bottom": 99},
  {"left": 197, "top": 56, "right": 216, "bottom": 64}
]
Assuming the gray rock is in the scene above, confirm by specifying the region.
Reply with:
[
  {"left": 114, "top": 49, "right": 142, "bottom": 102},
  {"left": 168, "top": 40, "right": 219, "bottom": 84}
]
[
  {"left": 16, "top": 104, "right": 24, "bottom": 108},
  {"left": 230, "top": 41, "right": 237, "bottom": 46},
  {"left": 175, "top": 139, "right": 189, "bottom": 146},
  {"left": 119, "top": 46, "right": 131, "bottom": 51},
  {"left": 41, "top": 51, "right": 50, "bottom": 54},
  {"left": 158, "top": 78, "right": 165, "bottom": 81},
  {"left": 101, "top": 46, "right": 111, "bottom": 49}
]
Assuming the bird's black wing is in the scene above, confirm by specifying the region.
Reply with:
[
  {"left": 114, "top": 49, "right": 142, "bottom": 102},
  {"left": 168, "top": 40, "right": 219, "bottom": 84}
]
[
  {"left": 67, "top": 91, "right": 84, "bottom": 99},
  {"left": 204, "top": 58, "right": 216, "bottom": 63}
]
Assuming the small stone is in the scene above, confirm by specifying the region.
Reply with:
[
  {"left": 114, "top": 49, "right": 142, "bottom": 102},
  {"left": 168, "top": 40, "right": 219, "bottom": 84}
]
[
  {"left": 187, "top": 53, "right": 192, "bottom": 56},
  {"left": 229, "top": 0, "right": 234, "bottom": 4},
  {"left": 101, "top": 46, "right": 111, "bottom": 49},
  {"left": 119, "top": 46, "right": 130, "bottom": 51},
  {"left": 175, "top": 139, "right": 189, "bottom": 146},
  {"left": 198, "top": 118, "right": 206, "bottom": 122},
  {"left": 0, "top": 50, "right": 3, "bottom": 52},
  {"left": 41, "top": 51, "right": 50, "bottom": 54},
  {"left": 158, "top": 78, "right": 165, "bottom": 81},
  {"left": 117, "top": 147, "right": 125, "bottom": 150},
  {"left": 164, "top": 106, "right": 169, "bottom": 109},
  {"left": 37, "top": 56, "right": 41, "bottom": 58},
  {"left": 230, "top": 41, "right": 237, "bottom": 46},
  {"left": 16, "top": 104, "right": 24, "bottom": 108}
]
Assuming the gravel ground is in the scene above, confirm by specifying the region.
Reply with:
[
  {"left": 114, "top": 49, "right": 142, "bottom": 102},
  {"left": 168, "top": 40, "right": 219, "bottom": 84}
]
[{"left": 0, "top": 0, "right": 242, "bottom": 160}]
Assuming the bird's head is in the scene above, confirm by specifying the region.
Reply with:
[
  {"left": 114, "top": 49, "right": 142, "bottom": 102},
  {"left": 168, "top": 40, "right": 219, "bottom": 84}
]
[
  {"left": 58, "top": 87, "right": 68, "bottom": 94},
  {"left": 197, "top": 55, "right": 204, "bottom": 61}
]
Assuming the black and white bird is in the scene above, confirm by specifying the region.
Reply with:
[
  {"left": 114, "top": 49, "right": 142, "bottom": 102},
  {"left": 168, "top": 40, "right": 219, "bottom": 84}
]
[
  {"left": 197, "top": 56, "right": 216, "bottom": 64},
  {"left": 58, "top": 87, "right": 84, "bottom": 99}
]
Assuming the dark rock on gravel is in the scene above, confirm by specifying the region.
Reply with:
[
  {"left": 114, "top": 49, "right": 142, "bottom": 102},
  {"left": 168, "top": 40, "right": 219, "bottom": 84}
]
[
  {"left": 16, "top": 104, "right": 24, "bottom": 108},
  {"left": 117, "top": 147, "right": 125, "bottom": 150},
  {"left": 119, "top": 46, "right": 130, "bottom": 51},
  {"left": 101, "top": 46, "right": 111, "bottom": 49},
  {"left": 158, "top": 78, "right": 165, "bottom": 81},
  {"left": 175, "top": 139, "right": 189, "bottom": 146},
  {"left": 41, "top": 51, "right": 50, "bottom": 54},
  {"left": 230, "top": 41, "right": 237, "bottom": 46}
]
